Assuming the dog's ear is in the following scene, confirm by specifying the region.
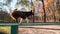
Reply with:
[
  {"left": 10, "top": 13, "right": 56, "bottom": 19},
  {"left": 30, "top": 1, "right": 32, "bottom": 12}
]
[
  {"left": 30, "top": 10, "right": 34, "bottom": 15},
  {"left": 30, "top": 10, "right": 33, "bottom": 12},
  {"left": 31, "top": 10, "right": 32, "bottom": 12}
]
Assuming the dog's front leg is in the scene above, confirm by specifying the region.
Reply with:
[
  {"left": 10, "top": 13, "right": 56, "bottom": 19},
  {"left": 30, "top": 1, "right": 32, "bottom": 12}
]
[
  {"left": 19, "top": 18, "right": 23, "bottom": 24},
  {"left": 26, "top": 17, "right": 29, "bottom": 23}
]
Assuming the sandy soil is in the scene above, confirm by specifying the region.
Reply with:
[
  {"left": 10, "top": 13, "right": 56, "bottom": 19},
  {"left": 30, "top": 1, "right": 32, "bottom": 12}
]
[{"left": 18, "top": 25, "right": 60, "bottom": 34}]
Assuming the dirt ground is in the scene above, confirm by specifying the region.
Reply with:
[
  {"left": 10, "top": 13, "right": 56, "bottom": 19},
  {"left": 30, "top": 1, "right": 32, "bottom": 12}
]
[{"left": 18, "top": 25, "right": 60, "bottom": 34}]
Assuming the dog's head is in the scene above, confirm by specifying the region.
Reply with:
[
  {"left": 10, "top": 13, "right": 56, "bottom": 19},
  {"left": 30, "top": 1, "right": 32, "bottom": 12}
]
[{"left": 30, "top": 10, "right": 34, "bottom": 15}]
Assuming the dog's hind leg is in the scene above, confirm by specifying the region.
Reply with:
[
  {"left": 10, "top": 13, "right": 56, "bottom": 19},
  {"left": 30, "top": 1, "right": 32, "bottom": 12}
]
[
  {"left": 19, "top": 18, "right": 23, "bottom": 24},
  {"left": 16, "top": 19, "right": 18, "bottom": 23},
  {"left": 26, "top": 17, "right": 29, "bottom": 23}
]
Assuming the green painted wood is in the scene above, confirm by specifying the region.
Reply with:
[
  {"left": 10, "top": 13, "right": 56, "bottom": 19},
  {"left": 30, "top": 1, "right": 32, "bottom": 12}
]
[
  {"left": 11, "top": 25, "right": 18, "bottom": 34},
  {"left": 0, "top": 22, "right": 60, "bottom": 26},
  {"left": 19, "top": 22, "right": 60, "bottom": 26},
  {"left": 0, "top": 23, "right": 18, "bottom": 26}
]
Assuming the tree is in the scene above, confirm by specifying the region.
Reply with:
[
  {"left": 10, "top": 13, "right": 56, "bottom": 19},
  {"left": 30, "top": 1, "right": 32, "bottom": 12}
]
[{"left": 15, "top": 0, "right": 31, "bottom": 8}]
